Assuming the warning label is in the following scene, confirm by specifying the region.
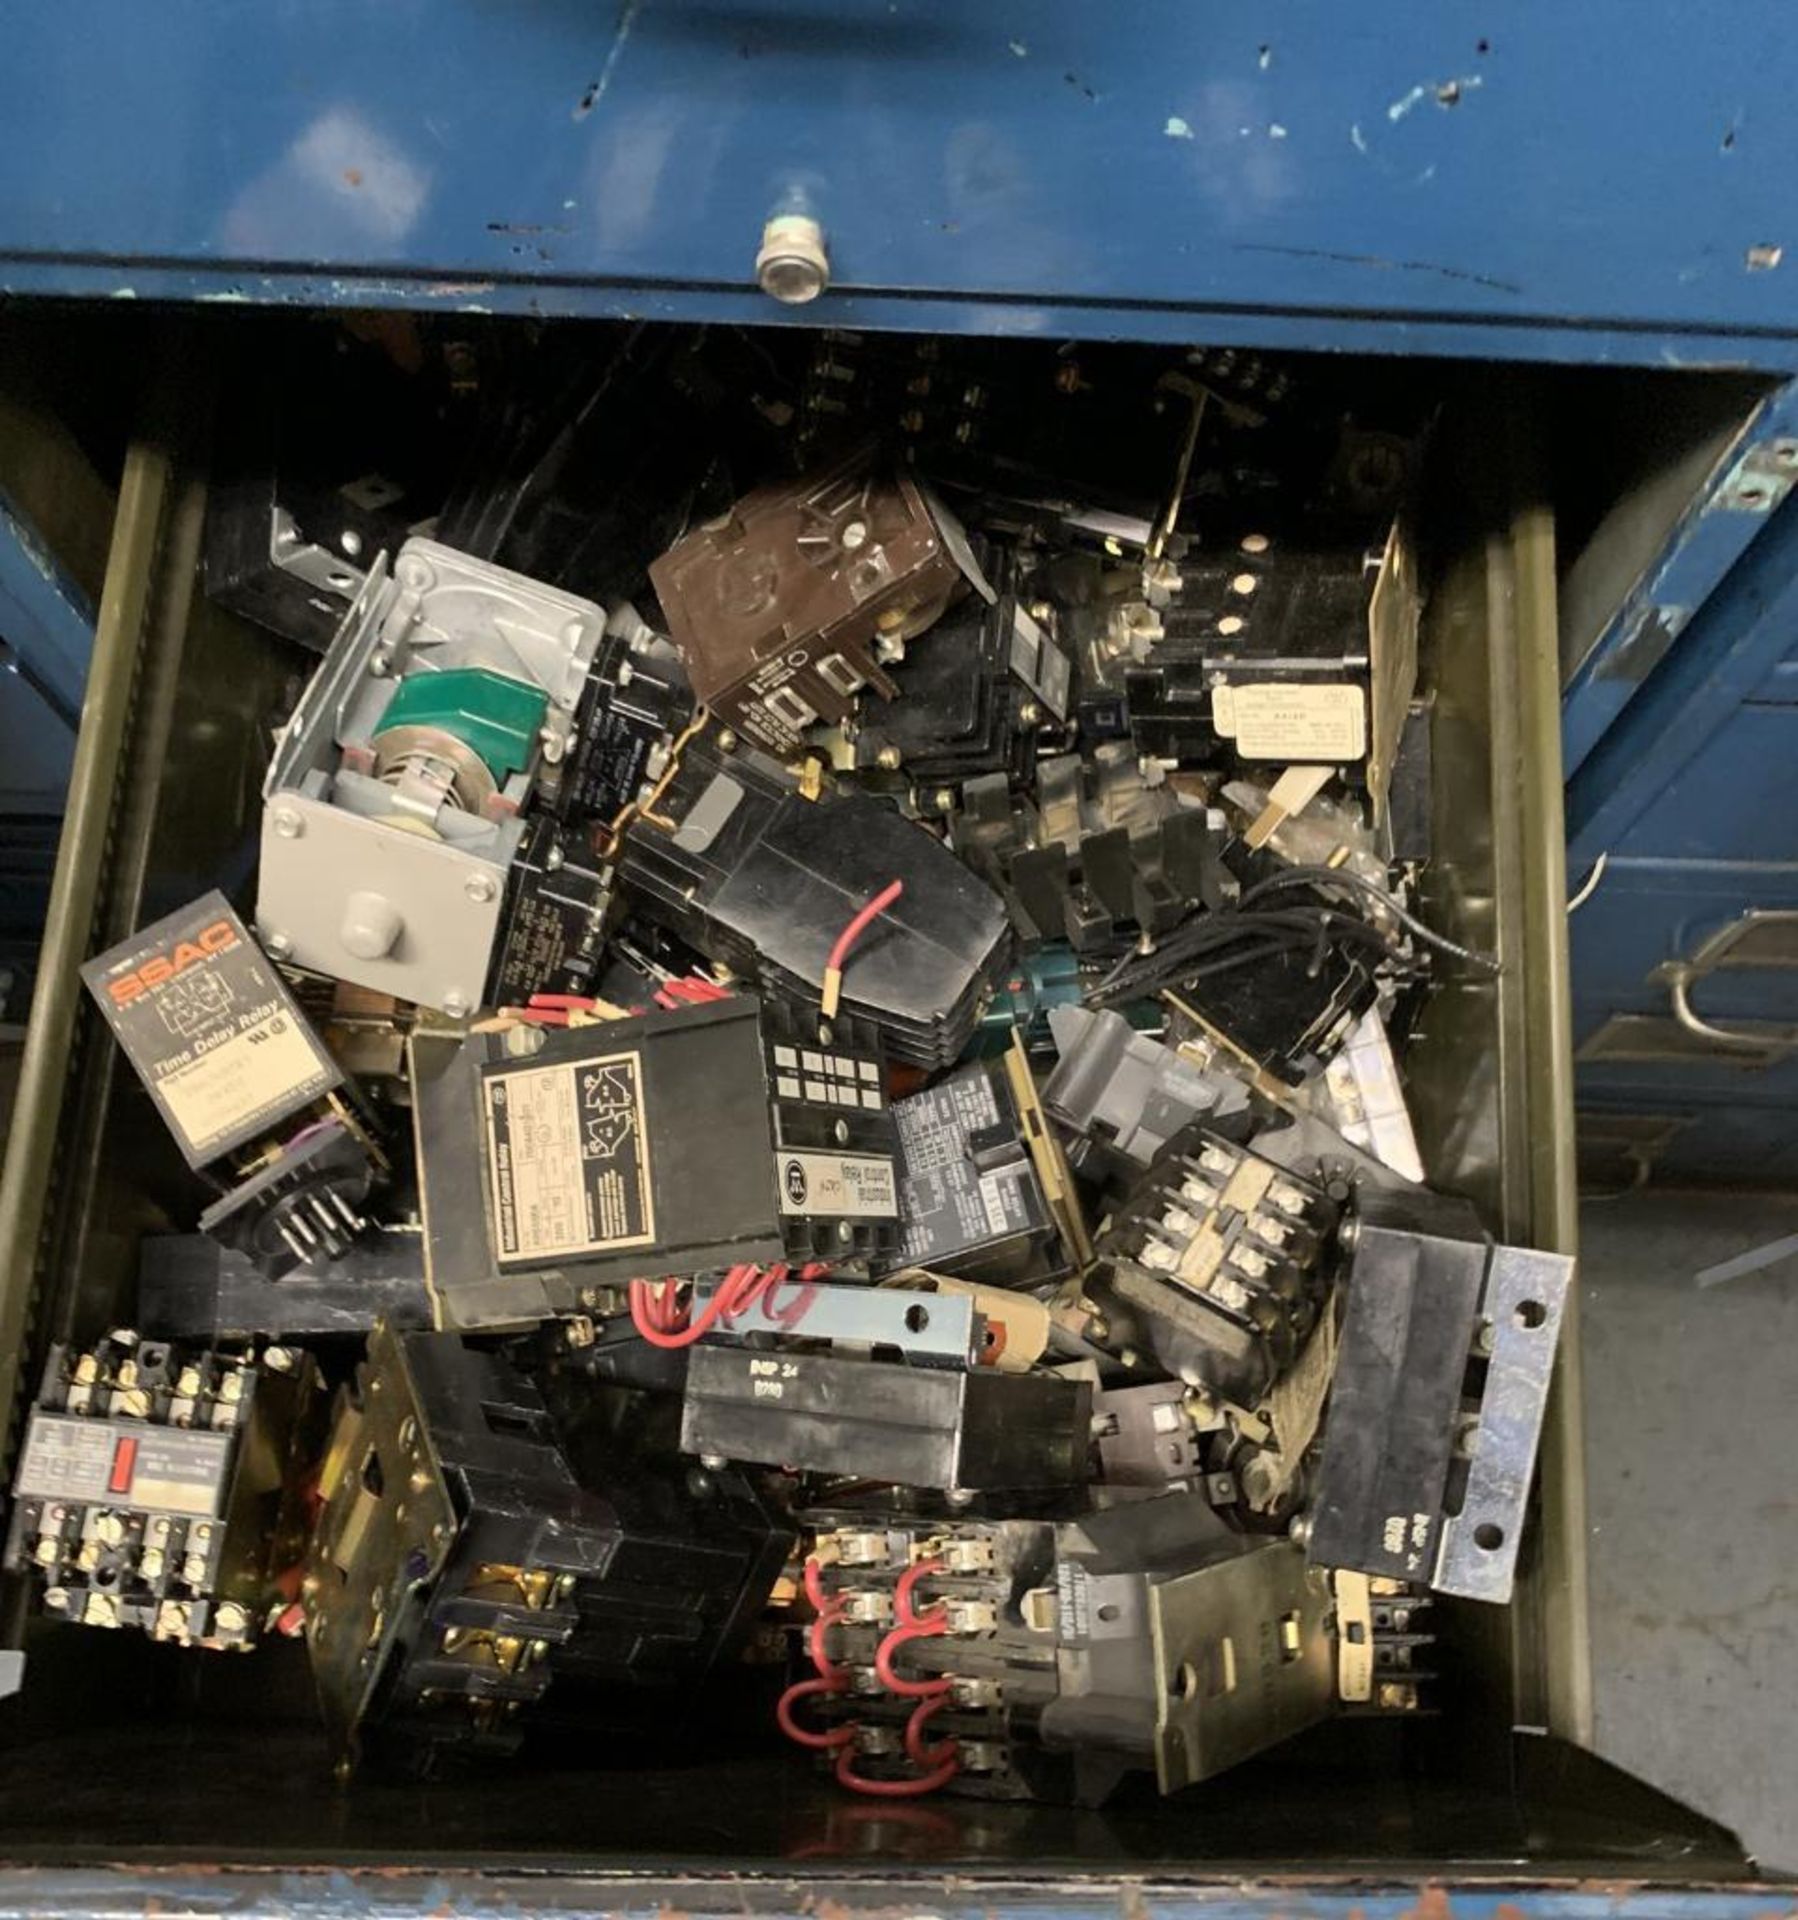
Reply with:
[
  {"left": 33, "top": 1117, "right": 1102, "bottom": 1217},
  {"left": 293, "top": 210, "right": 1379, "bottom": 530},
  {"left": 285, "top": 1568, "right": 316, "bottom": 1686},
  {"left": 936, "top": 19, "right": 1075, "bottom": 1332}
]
[
  {"left": 483, "top": 1051, "right": 656, "bottom": 1264},
  {"left": 14, "top": 1412, "right": 234, "bottom": 1518},
  {"left": 776, "top": 1150, "right": 898, "bottom": 1219}
]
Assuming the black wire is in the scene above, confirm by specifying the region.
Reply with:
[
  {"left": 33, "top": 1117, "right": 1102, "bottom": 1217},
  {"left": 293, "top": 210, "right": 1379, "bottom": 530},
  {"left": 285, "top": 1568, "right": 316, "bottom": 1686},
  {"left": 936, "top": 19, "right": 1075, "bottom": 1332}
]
[
  {"left": 1089, "top": 908, "right": 1428, "bottom": 1009},
  {"left": 1237, "top": 865, "right": 1503, "bottom": 972}
]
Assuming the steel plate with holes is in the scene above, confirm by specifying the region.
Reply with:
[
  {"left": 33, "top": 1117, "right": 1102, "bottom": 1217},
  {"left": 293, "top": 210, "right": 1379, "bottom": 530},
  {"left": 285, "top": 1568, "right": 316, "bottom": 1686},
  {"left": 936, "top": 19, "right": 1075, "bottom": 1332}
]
[
  {"left": 302, "top": 1321, "right": 455, "bottom": 1755},
  {"left": 690, "top": 1280, "right": 980, "bottom": 1367},
  {"left": 1435, "top": 1247, "right": 1575, "bottom": 1603},
  {"left": 1149, "top": 1542, "right": 1335, "bottom": 1793}
]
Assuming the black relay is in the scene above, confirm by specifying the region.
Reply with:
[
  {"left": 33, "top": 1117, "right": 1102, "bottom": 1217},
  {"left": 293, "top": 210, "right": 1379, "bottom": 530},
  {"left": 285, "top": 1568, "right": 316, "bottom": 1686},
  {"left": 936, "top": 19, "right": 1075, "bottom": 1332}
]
[
  {"left": 413, "top": 994, "right": 901, "bottom": 1329},
  {"left": 875, "top": 1061, "right": 1060, "bottom": 1287}
]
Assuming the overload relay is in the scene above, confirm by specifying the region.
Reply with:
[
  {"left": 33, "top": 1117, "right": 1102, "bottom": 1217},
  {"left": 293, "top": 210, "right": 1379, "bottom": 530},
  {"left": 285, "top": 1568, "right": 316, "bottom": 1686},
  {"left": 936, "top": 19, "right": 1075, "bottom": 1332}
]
[{"left": 4, "top": 1331, "right": 323, "bottom": 1649}]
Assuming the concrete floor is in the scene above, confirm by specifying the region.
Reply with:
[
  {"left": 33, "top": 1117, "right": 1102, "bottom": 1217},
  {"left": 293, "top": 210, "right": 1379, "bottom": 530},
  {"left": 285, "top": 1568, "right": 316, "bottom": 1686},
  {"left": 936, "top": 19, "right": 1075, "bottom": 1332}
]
[{"left": 1581, "top": 1188, "right": 1798, "bottom": 1874}]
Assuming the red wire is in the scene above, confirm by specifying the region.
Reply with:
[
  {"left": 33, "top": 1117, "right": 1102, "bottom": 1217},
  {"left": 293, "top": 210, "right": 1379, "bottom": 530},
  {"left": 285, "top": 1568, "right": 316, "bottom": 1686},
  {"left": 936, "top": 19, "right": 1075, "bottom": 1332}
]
[
  {"left": 777, "top": 1677, "right": 855, "bottom": 1750},
  {"left": 875, "top": 1616, "right": 952, "bottom": 1697},
  {"left": 895, "top": 1556, "right": 948, "bottom": 1626},
  {"left": 834, "top": 1745, "right": 959, "bottom": 1797},
  {"left": 809, "top": 1598, "right": 849, "bottom": 1684},
  {"left": 628, "top": 1264, "right": 760, "bottom": 1348},
  {"left": 905, "top": 1694, "right": 959, "bottom": 1769},
  {"left": 825, "top": 880, "right": 904, "bottom": 979},
  {"left": 802, "top": 1558, "right": 832, "bottom": 1613}
]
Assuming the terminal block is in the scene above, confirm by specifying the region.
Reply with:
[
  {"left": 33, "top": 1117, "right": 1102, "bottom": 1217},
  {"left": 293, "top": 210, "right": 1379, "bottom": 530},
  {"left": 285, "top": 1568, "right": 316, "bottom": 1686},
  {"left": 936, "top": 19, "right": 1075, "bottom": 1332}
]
[
  {"left": 790, "top": 1501, "right": 1338, "bottom": 1804},
  {"left": 1094, "top": 1129, "right": 1340, "bottom": 1406}
]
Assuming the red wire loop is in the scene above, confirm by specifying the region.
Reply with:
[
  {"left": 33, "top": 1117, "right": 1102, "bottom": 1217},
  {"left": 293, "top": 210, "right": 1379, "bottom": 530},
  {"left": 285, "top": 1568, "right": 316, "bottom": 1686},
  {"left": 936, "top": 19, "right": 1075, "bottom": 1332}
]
[
  {"left": 809, "top": 1599, "right": 850, "bottom": 1686},
  {"left": 834, "top": 1744, "right": 960, "bottom": 1797},
  {"left": 776, "top": 1677, "right": 856, "bottom": 1750},
  {"left": 875, "top": 1615, "right": 952, "bottom": 1697},
  {"left": 904, "top": 1693, "right": 959, "bottom": 1770},
  {"left": 895, "top": 1556, "right": 948, "bottom": 1626}
]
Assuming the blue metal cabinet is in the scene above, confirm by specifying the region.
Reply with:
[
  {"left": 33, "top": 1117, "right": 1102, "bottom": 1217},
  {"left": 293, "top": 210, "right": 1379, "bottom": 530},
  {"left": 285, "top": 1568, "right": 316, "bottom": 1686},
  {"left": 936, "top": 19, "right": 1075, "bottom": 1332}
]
[{"left": 3, "top": 3, "right": 1798, "bottom": 369}]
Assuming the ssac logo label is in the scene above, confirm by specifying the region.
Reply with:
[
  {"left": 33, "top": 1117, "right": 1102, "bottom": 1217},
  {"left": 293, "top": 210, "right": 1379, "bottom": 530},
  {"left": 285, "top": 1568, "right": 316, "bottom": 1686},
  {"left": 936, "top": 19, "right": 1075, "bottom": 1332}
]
[
  {"left": 783, "top": 1158, "right": 809, "bottom": 1206},
  {"left": 107, "top": 920, "right": 238, "bottom": 1006}
]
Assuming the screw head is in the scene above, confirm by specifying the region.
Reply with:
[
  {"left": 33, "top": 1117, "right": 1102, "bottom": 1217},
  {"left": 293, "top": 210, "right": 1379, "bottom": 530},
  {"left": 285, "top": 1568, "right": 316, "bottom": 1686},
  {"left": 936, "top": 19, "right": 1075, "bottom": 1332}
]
[
  {"left": 875, "top": 745, "right": 903, "bottom": 771},
  {"left": 272, "top": 807, "right": 304, "bottom": 840},
  {"left": 755, "top": 214, "right": 830, "bottom": 305},
  {"left": 932, "top": 787, "right": 956, "bottom": 813},
  {"left": 834, "top": 1118, "right": 850, "bottom": 1145},
  {"left": 841, "top": 519, "right": 869, "bottom": 552},
  {"left": 699, "top": 1453, "right": 728, "bottom": 1472},
  {"left": 264, "top": 929, "right": 293, "bottom": 959},
  {"left": 441, "top": 991, "right": 471, "bottom": 1019},
  {"left": 464, "top": 871, "right": 498, "bottom": 905},
  {"left": 263, "top": 1346, "right": 294, "bottom": 1374},
  {"left": 716, "top": 728, "right": 739, "bottom": 753},
  {"left": 1018, "top": 701, "right": 1043, "bottom": 727},
  {"left": 396, "top": 554, "right": 434, "bottom": 592}
]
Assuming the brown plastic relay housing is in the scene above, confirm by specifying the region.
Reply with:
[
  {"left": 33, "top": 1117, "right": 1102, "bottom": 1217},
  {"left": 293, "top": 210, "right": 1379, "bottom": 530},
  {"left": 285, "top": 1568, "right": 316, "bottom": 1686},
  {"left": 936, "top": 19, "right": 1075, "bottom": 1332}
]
[{"left": 649, "top": 448, "right": 962, "bottom": 756}]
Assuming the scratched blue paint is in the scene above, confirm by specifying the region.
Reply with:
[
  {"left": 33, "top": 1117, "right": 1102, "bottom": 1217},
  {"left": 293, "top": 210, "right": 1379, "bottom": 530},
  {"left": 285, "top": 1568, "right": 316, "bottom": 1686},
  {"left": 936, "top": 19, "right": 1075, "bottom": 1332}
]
[
  {"left": 6, "top": 2, "right": 1798, "bottom": 366},
  {"left": 1568, "top": 485, "right": 1798, "bottom": 867},
  {"left": 1561, "top": 380, "right": 1798, "bottom": 774},
  {"left": 0, "top": 1870, "right": 1787, "bottom": 1920}
]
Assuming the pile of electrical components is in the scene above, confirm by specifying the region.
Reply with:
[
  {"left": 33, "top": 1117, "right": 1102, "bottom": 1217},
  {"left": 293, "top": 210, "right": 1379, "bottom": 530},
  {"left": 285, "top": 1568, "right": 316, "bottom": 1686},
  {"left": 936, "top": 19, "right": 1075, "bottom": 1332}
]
[{"left": 12, "top": 328, "right": 1574, "bottom": 1806}]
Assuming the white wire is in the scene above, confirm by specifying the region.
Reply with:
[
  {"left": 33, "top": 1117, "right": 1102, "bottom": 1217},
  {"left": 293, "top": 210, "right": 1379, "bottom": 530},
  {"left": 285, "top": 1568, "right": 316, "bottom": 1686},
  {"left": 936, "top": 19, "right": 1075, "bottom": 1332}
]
[{"left": 1566, "top": 850, "right": 1609, "bottom": 913}]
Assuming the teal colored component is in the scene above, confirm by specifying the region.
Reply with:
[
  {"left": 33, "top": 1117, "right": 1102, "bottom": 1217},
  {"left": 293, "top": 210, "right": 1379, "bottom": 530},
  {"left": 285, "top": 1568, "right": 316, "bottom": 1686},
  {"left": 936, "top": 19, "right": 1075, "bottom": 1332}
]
[
  {"left": 377, "top": 668, "right": 547, "bottom": 781},
  {"left": 967, "top": 943, "right": 1157, "bottom": 1058}
]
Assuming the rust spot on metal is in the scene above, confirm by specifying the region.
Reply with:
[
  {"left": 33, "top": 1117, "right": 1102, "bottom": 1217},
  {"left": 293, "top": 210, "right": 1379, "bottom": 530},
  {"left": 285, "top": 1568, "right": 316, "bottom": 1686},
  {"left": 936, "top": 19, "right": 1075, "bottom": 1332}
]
[{"left": 343, "top": 168, "right": 363, "bottom": 187}]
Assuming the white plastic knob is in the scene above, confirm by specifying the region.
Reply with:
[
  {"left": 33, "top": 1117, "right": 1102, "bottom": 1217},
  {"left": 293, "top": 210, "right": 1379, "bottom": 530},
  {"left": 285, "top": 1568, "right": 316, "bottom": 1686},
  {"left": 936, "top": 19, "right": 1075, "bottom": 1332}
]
[
  {"left": 756, "top": 215, "right": 829, "bottom": 305},
  {"left": 340, "top": 891, "right": 403, "bottom": 960}
]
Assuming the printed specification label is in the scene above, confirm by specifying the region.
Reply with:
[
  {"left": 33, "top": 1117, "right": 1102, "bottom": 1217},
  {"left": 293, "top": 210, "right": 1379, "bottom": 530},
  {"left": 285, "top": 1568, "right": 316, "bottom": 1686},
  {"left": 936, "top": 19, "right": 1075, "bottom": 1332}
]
[
  {"left": 15, "top": 1413, "right": 233, "bottom": 1519},
  {"left": 777, "top": 1150, "right": 898, "bottom": 1218},
  {"left": 1212, "top": 681, "right": 1367, "bottom": 762},
  {"left": 483, "top": 1051, "right": 656, "bottom": 1263}
]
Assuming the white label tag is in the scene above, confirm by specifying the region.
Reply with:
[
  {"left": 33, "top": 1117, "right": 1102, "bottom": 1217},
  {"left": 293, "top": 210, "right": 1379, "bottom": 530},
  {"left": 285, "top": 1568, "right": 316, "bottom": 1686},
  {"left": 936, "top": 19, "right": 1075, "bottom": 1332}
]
[
  {"left": 484, "top": 1053, "right": 656, "bottom": 1263},
  {"left": 777, "top": 1151, "right": 898, "bottom": 1219},
  {"left": 1231, "top": 683, "right": 1366, "bottom": 761},
  {"left": 156, "top": 1009, "right": 329, "bottom": 1155}
]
